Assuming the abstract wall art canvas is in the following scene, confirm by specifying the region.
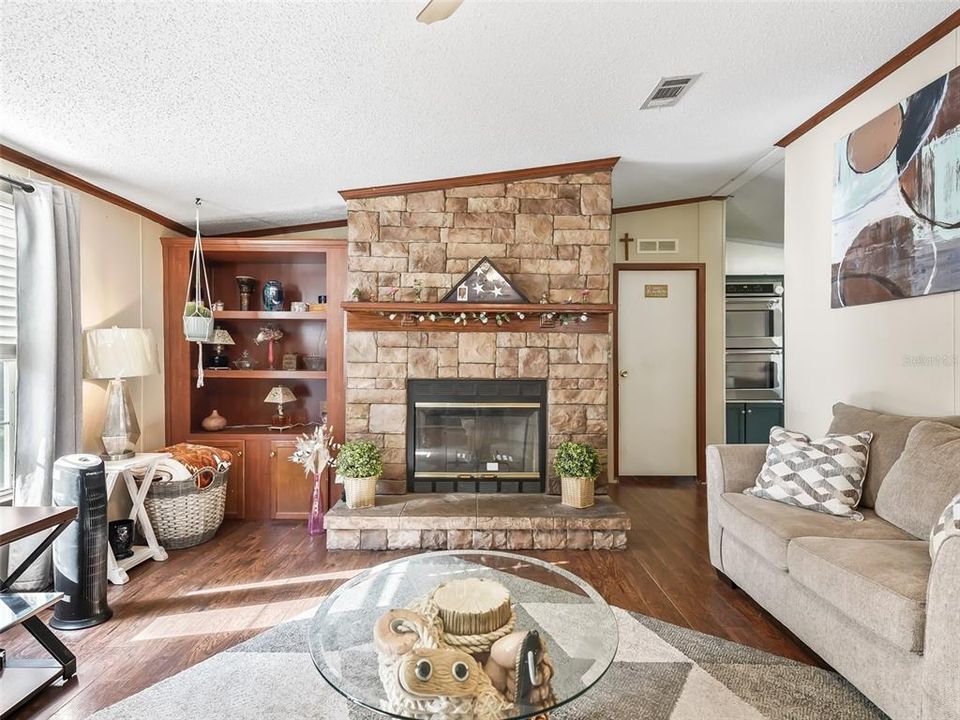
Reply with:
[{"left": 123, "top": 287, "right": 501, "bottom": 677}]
[{"left": 832, "top": 65, "right": 960, "bottom": 308}]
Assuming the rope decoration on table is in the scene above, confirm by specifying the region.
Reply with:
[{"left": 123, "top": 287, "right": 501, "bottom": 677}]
[
  {"left": 374, "top": 609, "right": 511, "bottom": 720},
  {"left": 409, "top": 588, "right": 517, "bottom": 656}
]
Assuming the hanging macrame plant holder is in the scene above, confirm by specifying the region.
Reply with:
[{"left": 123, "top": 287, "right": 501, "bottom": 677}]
[{"left": 183, "top": 199, "right": 215, "bottom": 387}]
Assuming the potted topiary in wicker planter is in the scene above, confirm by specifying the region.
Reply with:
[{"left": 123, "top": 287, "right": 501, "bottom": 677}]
[
  {"left": 554, "top": 441, "right": 600, "bottom": 509},
  {"left": 335, "top": 440, "right": 383, "bottom": 509}
]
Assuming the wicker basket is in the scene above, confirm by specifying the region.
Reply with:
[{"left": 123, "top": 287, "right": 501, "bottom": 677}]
[
  {"left": 561, "top": 476, "right": 595, "bottom": 509},
  {"left": 340, "top": 474, "right": 378, "bottom": 509},
  {"left": 143, "top": 466, "right": 228, "bottom": 549}
]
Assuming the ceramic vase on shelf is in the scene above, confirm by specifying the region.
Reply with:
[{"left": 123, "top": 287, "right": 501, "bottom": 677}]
[
  {"left": 236, "top": 276, "right": 257, "bottom": 311},
  {"left": 201, "top": 409, "right": 227, "bottom": 431},
  {"left": 262, "top": 280, "right": 284, "bottom": 311}
]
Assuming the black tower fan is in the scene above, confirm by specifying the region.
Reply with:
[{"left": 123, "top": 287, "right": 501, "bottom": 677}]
[{"left": 51, "top": 454, "right": 113, "bottom": 629}]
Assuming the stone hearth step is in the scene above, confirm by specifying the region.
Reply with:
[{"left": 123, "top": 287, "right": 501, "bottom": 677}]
[{"left": 325, "top": 493, "right": 630, "bottom": 551}]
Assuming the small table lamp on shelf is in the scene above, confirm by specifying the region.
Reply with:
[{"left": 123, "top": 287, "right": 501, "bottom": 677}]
[
  {"left": 208, "top": 327, "right": 235, "bottom": 369},
  {"left": 265, "top": 385, "right": 296, "bottom": 431},
  {"left": 84, "top": 327, "right": 160, "bottom": 460}
]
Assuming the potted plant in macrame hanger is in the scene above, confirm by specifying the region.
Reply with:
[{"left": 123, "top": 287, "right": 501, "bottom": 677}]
[
  {"left": 554, "top": 441, "right": 600, "bottom": 509},
  {"left": 182, "top": 198, "right": 216, "bottom": 386},
  {"left": 334, "top": 440, "right": 383, "bottom": 509}
]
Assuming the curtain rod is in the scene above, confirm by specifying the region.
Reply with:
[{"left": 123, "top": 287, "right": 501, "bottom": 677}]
[{"left": 0, "top": 175, "right": 35, "bottom": 193}]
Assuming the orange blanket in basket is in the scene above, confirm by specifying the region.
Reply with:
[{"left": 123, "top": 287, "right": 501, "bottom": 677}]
[{"left": 156, "top": 443, "right": 233, "bottom": 489}]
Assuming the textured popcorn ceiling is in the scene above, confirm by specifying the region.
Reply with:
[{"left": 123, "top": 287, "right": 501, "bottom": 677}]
[{"left": 1, "top": 1, "right": 956, "bottom": 233}]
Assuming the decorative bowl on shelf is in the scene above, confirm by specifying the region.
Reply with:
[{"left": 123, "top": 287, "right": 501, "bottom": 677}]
[
  {"left": 232, "top": 350, "right": 259, "bottom": 370},
  {"left": 304, "top": 355, "right": 325, "bottom": 371}
]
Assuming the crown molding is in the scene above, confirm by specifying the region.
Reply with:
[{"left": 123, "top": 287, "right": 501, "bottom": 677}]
[
  {"left": 0, "top": 143, "right": 194, "bottom": 235},
  {"left": 775, "top": 9, "right": 960, "bottom": 147},
  {"left": 612, "top": 195, "right": 726, "bottom": 215},
  {"left": 207, "top": 218, "right": 347, "bottom": 238},
  {"left": 339, "top": 157, "right": 620, "bottom": 200}
]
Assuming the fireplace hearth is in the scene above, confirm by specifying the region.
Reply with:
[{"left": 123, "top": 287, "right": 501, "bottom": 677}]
[{"left": 407, "top": 379, "right": 547, "bottom": 493}]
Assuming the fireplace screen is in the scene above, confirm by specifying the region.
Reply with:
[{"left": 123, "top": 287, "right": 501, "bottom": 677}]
[{"left": 407, "top": 380, "right": 546, "bottom": 493}]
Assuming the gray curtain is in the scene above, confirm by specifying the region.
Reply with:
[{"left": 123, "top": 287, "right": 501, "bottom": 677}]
[{"left": 8, "top": 180, "right": 82, "bottom": 590}]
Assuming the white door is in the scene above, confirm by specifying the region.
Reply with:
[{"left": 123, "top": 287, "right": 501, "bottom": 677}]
[{"left": 618, "top": 269, "right": 698, "bottom": 476}]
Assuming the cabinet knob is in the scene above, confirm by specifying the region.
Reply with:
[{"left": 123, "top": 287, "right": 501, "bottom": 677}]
[
  {"left": 746, "top": 408, "right": 753, "bottom": 414},
  {"left": 237, "top": 451, "right": 243, "bottom": 457},
  {"left": 270, "top": 450, "right": 277, "bottom": 458},
  {"left": 619, "top": 369, "right": 628, "bottom": 378}
]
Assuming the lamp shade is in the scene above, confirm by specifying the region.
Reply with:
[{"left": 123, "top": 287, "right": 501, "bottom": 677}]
[
  {"left": 264, "top": 385, "right": 296, "bottom": 405},
  {"left": 84, "top": 327, "right": 160, "bottom": 379},
  {"left": 211, "top": 327, "right": 235, "bottom": 346}
]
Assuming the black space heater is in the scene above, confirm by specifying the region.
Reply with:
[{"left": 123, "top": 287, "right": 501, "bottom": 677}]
[{"left": 50, "top": 454, "right": 113, "bottom": 630}]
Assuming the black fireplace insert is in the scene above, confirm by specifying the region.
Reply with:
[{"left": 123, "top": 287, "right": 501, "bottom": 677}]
[{"left": 406, "top": 379, "right": 547, "bottom": 493}]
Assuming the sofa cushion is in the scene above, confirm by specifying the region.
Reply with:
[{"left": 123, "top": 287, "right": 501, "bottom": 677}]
[
  {"left": 788, "top": 537, "right": 930, "bottom": 653},
  {"left": 828, "top": 402, "right": 960, "bottom": 509},
  {"left": 930, "top": 490, "right": 960, "bottom": 561},
  {"left": 745, "top": 426, "right": 872, "bottom": 520},
  {"left": 875, "top": 421, "right": 960, "bottom": 539},
  {"left": 718, "top": 492, "right": 915, "bottom": 570}
]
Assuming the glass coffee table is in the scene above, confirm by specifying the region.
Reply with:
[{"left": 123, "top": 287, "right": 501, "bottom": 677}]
[{"left": 308, "top": 551, "right": 619, "bottom": 720}]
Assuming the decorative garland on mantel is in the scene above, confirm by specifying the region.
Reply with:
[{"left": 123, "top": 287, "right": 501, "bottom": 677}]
[{"left": 377, "top": 310, "right": 593, "bottom": 328}]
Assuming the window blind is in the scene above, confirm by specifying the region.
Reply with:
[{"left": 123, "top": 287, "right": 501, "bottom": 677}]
[{"left": 0, "top": 190, "right": 16, "bottom": 361}]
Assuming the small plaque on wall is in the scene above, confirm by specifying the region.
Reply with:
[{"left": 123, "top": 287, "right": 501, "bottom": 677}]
[{"left": 645, "top": 284, "right": 669, "bottom": 298}]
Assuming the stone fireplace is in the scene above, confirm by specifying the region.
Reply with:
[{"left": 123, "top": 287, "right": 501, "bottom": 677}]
[{"left": 342, "top": 160, "right": 615, "bottom": 495}]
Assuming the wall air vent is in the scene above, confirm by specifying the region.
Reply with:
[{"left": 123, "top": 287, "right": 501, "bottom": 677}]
[
  {"left": 637, "top": 239, "right": 679, "bottom": 254},
  {"left": 640, "top": 75, "right": 701, "bottom": 109}
]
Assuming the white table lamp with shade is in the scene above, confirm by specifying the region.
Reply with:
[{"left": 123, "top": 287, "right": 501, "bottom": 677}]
[
  {"left": 84, "top": 327, "right": 160, "bottom": 460},
  {"left": 265, "top": 385, "right": 296, "bottom": 431}
]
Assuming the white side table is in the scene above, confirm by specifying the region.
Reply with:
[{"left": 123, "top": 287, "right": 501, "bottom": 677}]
[{"left": 105, "top": 452, "right": 171, "bottom": 585}]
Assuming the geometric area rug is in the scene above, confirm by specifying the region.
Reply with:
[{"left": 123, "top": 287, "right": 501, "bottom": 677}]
[{"left": 85, "top": 605, "right": 888, "bottom": 720}]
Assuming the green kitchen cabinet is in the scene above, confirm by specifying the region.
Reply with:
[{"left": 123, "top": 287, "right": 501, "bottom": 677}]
[{"left": 727, "top": 403, "right": 784, "bottom": 444}]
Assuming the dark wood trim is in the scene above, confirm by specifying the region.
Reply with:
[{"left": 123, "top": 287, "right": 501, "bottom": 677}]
[
  {"left": 339, "top": 157, "right": 621, "bottom": 200},
  {"left": 207, "top": 219, "right": 347, "bottom": 238},
  {"left": 613, "top": 263, "right": 707, "bottom": 483},
  {"left": 775, "top": 9, "right": 960, "bottom": 147},
  {"left": 0, "top": 144, "right": 194, "bottom": 236},
  {"left": 612, "top": 196, "right": 726, "bottom": 215}
]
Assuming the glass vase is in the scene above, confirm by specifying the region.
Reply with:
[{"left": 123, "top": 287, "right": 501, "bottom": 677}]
[{"left": 307, "top": 470, "right": 325, "bottom": 536}]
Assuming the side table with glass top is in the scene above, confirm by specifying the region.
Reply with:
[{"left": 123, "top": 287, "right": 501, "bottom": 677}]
[{"left": 309, "top": 550, "right": 619, "bottom": 720}]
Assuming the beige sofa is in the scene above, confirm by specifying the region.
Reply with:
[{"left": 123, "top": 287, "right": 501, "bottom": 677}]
[{"left": 707, "top": 405, "right": 960, "bottom": 720}]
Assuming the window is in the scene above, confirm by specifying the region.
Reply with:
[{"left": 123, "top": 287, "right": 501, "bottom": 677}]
[{"left": 0, "top": 188, "right": 16, "bottom": 501}]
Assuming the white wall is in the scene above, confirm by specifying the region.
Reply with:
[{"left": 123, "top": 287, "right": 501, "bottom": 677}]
[
  {"left": 726, "top": 238, "right": 784, "bottom": 275},
  {"left": 784, "top": 29, "right": 960, "bottom": 435}
]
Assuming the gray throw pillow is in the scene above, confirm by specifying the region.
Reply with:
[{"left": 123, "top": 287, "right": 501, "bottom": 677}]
[
  {"left": 930, "top": 491, "right": 960, "bottom": 561},
  {"left": 875, "top": 421, "right": 960, "bottom": 539},
  {"left": 828, "top": 402, "right": 960, "bottom": 509},
  {"left": 745, "top": 426, "right": 873, "bottom": 521}
]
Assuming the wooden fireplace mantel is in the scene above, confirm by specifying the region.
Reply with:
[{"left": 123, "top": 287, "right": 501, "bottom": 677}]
[{"left": 344, "top": 302, "right": 614, "bottom": 333}]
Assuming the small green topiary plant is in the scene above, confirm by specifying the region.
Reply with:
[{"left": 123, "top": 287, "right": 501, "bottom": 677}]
[
  {"left": 183, "top": 301, "right": 212, "bottom": 317},
  {"left": 335, "top": 440, "right": 384, "bottom": 479},
  {"left": 553, "top": 441, "right": 600, "bottom": 479}
]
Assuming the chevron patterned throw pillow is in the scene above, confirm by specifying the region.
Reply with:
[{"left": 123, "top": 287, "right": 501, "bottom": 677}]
[
  {"left": 744, "top": 426, "right": 873, "bottom": 521},
  {"left": 930, "top": 492, "right": 960, "bottom": 560}
]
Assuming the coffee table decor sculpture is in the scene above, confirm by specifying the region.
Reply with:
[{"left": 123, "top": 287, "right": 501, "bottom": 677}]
[{"left": 373, "top": 578, "right": 556, "bottom": 720}]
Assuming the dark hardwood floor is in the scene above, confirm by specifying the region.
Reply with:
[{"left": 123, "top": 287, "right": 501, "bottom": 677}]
[{"left": 6, "top": 479, "right": 821, "bottom": 719}]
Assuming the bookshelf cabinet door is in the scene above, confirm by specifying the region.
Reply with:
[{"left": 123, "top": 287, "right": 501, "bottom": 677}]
[
  {"left": 270, "top": 439, "right": 312, "bottom": 520},
  {"left": 205, "top": 440, "right": 246, "bottom": 519}
]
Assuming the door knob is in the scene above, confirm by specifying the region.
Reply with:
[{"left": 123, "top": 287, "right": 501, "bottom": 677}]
[{"left": 619, "top": 370, "right": 629, "bottom": 378}]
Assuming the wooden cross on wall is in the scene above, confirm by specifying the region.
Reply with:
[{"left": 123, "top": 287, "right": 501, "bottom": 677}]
[{"left": 619, "top": 233, "right": 635, "bottom": 261}]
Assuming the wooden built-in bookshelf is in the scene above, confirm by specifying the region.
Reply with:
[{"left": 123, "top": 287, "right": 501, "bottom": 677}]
[{"left": 161, "top": 237, "right": 346, "bottom": 520}]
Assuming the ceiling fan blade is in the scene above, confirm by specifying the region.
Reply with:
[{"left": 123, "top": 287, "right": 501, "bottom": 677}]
[{"left": 416, "top": 0, "right": 464, "bottom": 24}]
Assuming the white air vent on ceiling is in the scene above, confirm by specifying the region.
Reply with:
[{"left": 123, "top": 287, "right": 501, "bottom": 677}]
[
  {"left": 640, "top": 75, "right": 700, "bottom": 109},
  {"left": 637, "top": 239, "right": 679, "bottom": 254}
]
